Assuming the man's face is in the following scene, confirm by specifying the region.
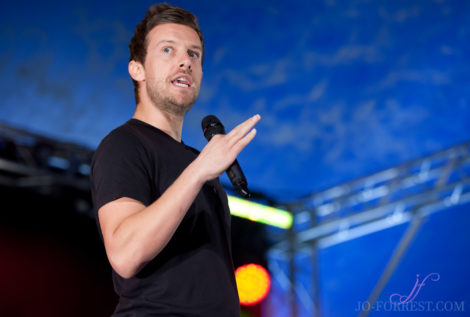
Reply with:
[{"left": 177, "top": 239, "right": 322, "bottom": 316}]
[{"left": 142, "top": 23, "right": 203, "bottom": 116}]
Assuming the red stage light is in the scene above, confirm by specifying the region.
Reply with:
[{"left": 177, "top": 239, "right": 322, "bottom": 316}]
[{"left": 235, "top": 263, "right": 271, "bottom": 305}]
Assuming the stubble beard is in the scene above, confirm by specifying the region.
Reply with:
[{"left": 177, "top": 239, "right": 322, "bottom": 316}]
[{"left": 146, "top": 79, "right": 199, "bottom": 117}]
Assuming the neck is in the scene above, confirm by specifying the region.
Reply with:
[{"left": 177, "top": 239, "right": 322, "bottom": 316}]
[{"left": 133, "top": 103, "right": 184, "bottom": 142}]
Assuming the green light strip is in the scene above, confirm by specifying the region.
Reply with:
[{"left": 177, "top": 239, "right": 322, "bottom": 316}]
[{"left": 227, "top": 195, "right": 293, "bottom": 229}]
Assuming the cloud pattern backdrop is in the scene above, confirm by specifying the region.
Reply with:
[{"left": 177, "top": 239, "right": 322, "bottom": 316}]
[{"left": 1, "top": 0, "right": 469, "bottom": 200}]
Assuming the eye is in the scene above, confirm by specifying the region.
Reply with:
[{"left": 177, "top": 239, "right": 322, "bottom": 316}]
[
  {"left": 188, "top": 50, "right": 200, "bottom": 59},
  {"left": 163, "top": 47, "right": 173, "bottom": 54}
]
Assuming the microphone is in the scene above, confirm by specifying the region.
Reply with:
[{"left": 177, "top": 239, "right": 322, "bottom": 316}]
[{"left": 201, "top": 115, "right": 251, "bottom": 198}]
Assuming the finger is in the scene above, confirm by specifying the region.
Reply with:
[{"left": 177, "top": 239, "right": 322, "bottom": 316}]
[
  {"left": 232, "top": 128, "right": 257, "bottom": 155},
  {"left": 226, "top": 114, "right": 261, "bottom": 140}
]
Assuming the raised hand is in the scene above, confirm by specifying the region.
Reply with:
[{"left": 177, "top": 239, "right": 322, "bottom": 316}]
[{"left": 194, "top": 114, "right": 261, "bottom": 182}]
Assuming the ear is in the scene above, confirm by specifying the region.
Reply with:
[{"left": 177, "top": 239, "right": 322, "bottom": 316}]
[{"left": 128, "top": 60, "right": 145, "bottom": 82}]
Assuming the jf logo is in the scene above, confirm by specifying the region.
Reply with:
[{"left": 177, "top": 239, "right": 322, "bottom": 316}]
[{"left": 389, "top": 273, "right": 440, "bottom": 304}]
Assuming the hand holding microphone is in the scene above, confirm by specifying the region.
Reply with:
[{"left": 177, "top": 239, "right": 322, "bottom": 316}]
[{"left": 200, "top": 114, "right": 260, "bottom": 198}]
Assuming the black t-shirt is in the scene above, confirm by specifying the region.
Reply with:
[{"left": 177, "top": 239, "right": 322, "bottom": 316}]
[{"left": 90, "top": 119, "right": 240, "bottom": 316}]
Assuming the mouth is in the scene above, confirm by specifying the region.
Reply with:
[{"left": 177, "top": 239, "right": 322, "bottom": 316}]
[{"left": 171, "top": 74, "right": 193, "bottom": 88}]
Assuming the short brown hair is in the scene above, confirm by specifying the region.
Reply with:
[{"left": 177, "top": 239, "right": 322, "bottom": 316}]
[{"left": 129, "top": 3, "right": 204, "bottom": 104}]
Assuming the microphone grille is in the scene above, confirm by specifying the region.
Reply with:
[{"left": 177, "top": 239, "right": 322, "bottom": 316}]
[
  {"left": 201, "top": 115, "right": 225, "bottom": 141},
  {"left": 201, "top": 115, "right": 220, "bottom": 130}
]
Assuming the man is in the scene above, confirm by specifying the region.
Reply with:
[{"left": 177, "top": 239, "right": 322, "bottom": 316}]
[{"left": 90, "top": 3, "right": 260, "bottom": 316}]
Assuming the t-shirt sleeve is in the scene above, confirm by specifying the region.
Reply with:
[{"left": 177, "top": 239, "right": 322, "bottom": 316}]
[{"left": 90, "top": 128, "right": 153, "bottom": 213}]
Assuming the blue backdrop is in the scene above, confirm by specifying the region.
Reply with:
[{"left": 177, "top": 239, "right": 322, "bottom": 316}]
[{"left": 1, "top": 1, "right": 469, "bottom": 316}]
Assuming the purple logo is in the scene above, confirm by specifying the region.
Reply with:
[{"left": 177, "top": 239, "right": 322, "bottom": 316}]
[{"left": 390, "top": 273, "right": 440, "bottom": 304}]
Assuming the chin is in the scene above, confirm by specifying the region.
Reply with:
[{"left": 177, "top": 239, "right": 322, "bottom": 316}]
[
  {"left": 164, "top": 98, "right": 196, "bottom": 116},
  {"left": 174, "top": 94, "right": 198, "bottom": 107}
]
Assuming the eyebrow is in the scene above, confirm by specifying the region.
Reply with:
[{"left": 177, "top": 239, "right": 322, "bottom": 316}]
[{"left": 155, "top": 40, "right": 202, "bottom": 51}]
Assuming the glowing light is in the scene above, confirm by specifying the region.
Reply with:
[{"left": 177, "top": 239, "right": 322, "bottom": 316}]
[
  {"left": 235, "top": 263, "right": 271, "bottom": 305},
  {"left": 228, "top": 195, "right": 293, "bottom": 229}
]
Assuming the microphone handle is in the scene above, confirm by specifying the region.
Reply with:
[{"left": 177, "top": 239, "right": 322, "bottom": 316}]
[{"left": 227, "top": 159, "right": 250, "bottom": 198}]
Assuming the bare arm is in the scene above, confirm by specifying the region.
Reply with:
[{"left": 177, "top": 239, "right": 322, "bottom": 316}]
[{"left": 98, "top": 115, "right": 260, "bottom": 278}]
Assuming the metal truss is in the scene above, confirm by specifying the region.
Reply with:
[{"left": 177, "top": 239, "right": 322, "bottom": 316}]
[
  {"left": 268, "top": 141, "right": 470, "bottom": 317},
  {"left": 0, "top": 122, "right": 94, "bottom": 214}
]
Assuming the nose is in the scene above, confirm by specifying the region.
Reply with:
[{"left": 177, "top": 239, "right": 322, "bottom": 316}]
[
  {"left": 179, "top": 62, "right": 192, "bottom": 72},
  {"left": 179, "top": 55, "right": 192, "bottom": 73}
]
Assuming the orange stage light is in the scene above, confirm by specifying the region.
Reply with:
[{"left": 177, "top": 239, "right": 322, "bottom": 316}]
[{"left": 235, "top": 263, "right": 271, "bottom": 305}]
